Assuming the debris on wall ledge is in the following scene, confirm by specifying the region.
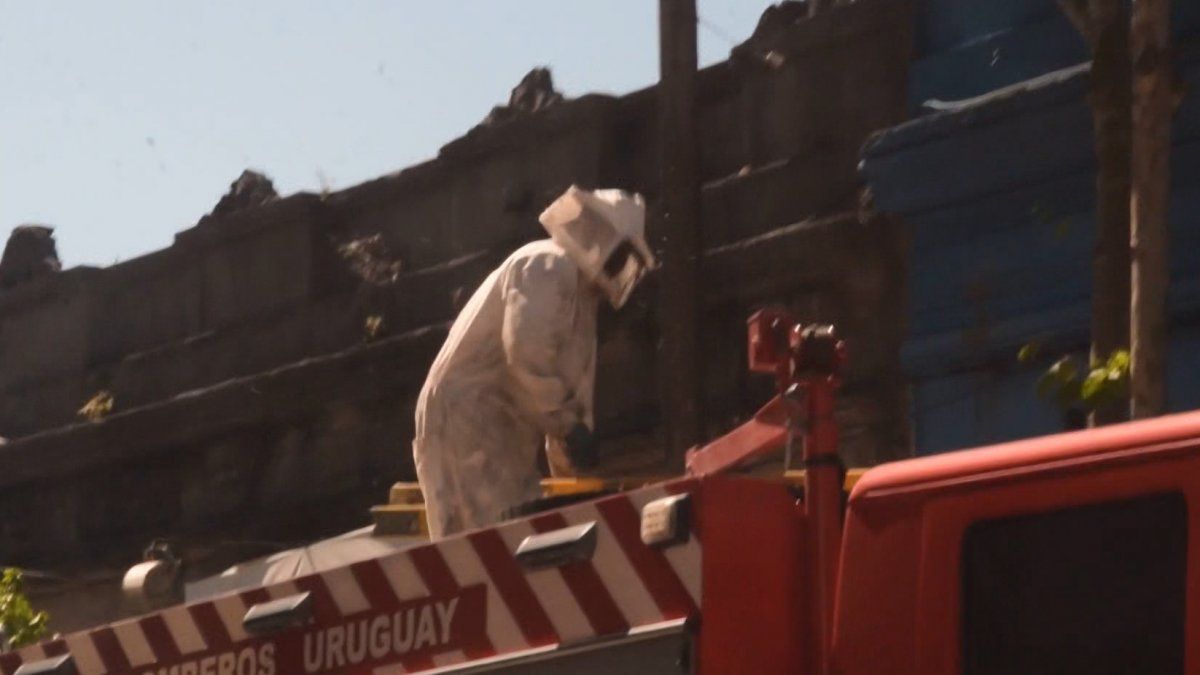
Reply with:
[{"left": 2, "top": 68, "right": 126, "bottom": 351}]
[
  {"left": 743, "top": 1, "right": 810, "bottom": 48},
  {"left": 0, "top": 225, "right": 62, "bottom": 290},
  {"left": 476, "top": 67, "right": 565, "bottom": 130},
  {"left": 201, "top": 169, "right": 280, "bottom": 224},
  {"left": 732, "top": 0, "right": 913, "bottom": 67},
  {"left": 337, "top": 233, "right": 404, "bottom": 286}
]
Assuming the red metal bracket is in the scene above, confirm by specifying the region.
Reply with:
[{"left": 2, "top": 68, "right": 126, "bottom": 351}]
[
  {"left": 685, "top": 310, "right": 845, "bottom": 477},
  {"left": 684, "top": 394, "right": 791, "bottom": 476}
]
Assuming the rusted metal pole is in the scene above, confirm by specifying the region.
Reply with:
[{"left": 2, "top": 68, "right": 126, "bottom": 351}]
[
  {"left": 804, "top": 365, "right": 843, "bottom": 674},
  {"left": 657, "top": 0, "right": 703, "bottom": 465},
  {"left": 1130, "top": 0, "right": 1177, "bottom": 418},
  {"left": 1056, "top": 0, "right": 1133, "bottom": 425},
  {"left": 1086, "top": 0, "right": 1133, "bottom": 426}
]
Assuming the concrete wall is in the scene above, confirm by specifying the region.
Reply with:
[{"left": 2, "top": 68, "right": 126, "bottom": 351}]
[
  {"left": 0, "top": 0, "right": 914, "bottom": 634},
  {"left": 0, "top": 196, "right": 358, "bottom": 437}
]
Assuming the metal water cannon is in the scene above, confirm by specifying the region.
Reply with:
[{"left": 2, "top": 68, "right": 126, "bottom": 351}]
[
  {"left": 747, "top": 309, "right": 845, "bottom": 396},
  {"left": 121, "top": 539, "right": 183, "bottom": 612},
  {"left": 689, "top": 310, "right": 845, "bottom": 474}
]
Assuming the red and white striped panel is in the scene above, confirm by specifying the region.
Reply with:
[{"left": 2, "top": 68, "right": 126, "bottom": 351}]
[{"left": 0, "top": 481, "right": 700, "bottom": 675}]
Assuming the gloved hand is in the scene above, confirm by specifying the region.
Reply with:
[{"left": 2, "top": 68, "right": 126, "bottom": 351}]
[{"left": 564, "top": 423, "right": 599, "bottom": 471}]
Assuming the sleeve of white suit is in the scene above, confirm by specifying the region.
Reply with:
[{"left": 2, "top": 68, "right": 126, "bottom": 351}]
[{"left": 501, "top": 253, "right": 585, "bottom": 438}]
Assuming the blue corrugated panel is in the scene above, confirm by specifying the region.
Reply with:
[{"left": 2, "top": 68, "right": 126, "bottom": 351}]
[
  {"left": 910, "top": 0, "right": 1200, "bottom": 112},
  {"left": 863, "top": 43, "right": 1200, "bottom": 454},
  {"left": 915, "top": 0, "right": 1064, "bottom": 55}
]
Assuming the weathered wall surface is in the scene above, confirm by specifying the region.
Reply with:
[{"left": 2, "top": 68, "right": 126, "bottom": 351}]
[
  {"left": 0, "top": 197, "right": 360, "bottom": 437},
  {"left": 0, "top": 1, "right": 913, "bottom": 633}
]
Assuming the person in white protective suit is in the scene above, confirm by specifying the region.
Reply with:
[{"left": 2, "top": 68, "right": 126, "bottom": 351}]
[{"left": 412, "top": 185, "right": 657, "bottom": 538}]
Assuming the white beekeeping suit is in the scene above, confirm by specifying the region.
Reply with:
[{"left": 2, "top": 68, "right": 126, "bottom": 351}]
[{"left": 413, "top": 186, "right": 656, "bottom": 538}]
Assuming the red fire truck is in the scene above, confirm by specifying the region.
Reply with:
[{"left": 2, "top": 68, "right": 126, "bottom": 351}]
[{"left": 2, "top": 311, "right": 1193, "bottom": 674}]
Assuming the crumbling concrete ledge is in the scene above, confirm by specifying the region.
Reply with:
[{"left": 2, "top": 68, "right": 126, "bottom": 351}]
[{"left": 0, "top": 323, "right": 447, "bottom": 490}]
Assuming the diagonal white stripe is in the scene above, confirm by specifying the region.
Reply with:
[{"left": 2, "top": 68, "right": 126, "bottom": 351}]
[
  {"left": 561, "top": 501, "right": 661, "bottom": 626},
  {"left": 663, "top": 536, "right": 703, "bottom": 606},
  {"left": 624, "top": 485, "right": 700, "bottom": 600},
  {"left": 619, "top": 485, "right": 703, "bottom": 606},
  {"left": 322, "top": 566, "right": 372, "bottom": 616},
  {"left": 111, "top": 618, "right": 156, "bottom": 667},
  {"left": 161, "top": 605, "right": 208, "bottom": 655},
  {"left": 626, "top": 485, "right": 703, "bottom": 605},
  {"left": 64, "top": 633, "right": 105, "bottom": 675},
  {"left": 438, "top": 535, "right": 527, "bottom": 653},
  {"left": 497, "top": 520, "right": 592, "bottom": 643},
  {"left": 379, "top": 553, "right": 431, "bottom": 601},
  {"left": 431, "top": 649, "right": 468, "bottom": 667},
  {"left": 212, "top": 594, "right": 250, "bottom": 643},
  {"left": 265, "top": 580, "right": 301, "bottom": 600}
]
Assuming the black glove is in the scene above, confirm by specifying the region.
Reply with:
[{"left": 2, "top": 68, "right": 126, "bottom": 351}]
[{"left": 564, "top": 423, "right": 599, "bottom": 471}]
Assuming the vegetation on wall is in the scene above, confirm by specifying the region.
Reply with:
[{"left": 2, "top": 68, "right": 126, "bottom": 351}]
[
  {"left": 1020, "top": 342, "right": 1131, "bottom": 422},
  {"left": 77, "top": 390, "right": 114, "bottom": 423},
  {"left": 0, "top": 568, "right": 49, "bottom": 651}
]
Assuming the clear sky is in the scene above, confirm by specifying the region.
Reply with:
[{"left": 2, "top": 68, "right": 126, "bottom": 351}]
[{"left": 0, "top": 1, "right": 768, "bottom": 267}]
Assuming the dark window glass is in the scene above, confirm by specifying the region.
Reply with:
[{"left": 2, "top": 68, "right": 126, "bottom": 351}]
[{"left": 962, "top": 492, "right": 1187, "bottom": 675}]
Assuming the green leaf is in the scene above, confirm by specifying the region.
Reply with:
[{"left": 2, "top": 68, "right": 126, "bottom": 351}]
[
  {"left": 1036, "top": 356, "right": 1081, "bottom": 408},
  {"left": 1081, "top": 367, "right": 1108, "bottom": 403},
  {"left": 1018, "top": 342, "right": 1041, "bottom": 364},
  {"left": 0, "top": 568, "right": 50, "bottom": 650},
  {"left": 1034, "top": 355, "right": 1086, "bottom": 410},
  {"left": 1107, "top": 349, "right": 1131, "bottom": 372},
  {"left": 1048, "top": 356, "right": 1079, "bottom": 384},
  {"left": 1031, "top": 348, "right": 1130, "bottom": 416},
  {"left": 1077, "top": 349, "right": 1131, "bottom": 411}
]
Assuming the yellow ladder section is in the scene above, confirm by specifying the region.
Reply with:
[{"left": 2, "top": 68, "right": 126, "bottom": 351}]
[{"left": 370, "top": 470, "right": 867, "bottom": 538}]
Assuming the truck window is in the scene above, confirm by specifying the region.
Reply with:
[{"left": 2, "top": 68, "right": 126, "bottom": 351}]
[{"left": 961, "top": 492, "right": 1187, "bottom": 675}]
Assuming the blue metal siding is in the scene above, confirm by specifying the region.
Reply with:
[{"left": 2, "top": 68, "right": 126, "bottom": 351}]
[
  {"left": 864, "top": 29, "right": 1200, "bottom": 454},
  {"left": 914, "top": 0, "right": 1063, "bottom": 55},
  {"left": 910, "top": 0, "right": 1200, "bottom": 110},
  {"left": 912, "top": 367, "right": 1068, "bottom": 455}
]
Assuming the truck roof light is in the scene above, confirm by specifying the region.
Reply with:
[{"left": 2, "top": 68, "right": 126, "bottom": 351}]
[
  {"left": 122, "top": 558, "right": 182, "bottom": 611},
  {"left": 514, "top": 521, "right": 598, "bottom": 570},
  {"left": 641, "top": 494, "right": 691, "bottom": 548},
  {"left": 242, "top": 591, "right": 313, "bottom": 636},
  {"left": 14, "top": 654, "right": 75, "bottom": 675}
]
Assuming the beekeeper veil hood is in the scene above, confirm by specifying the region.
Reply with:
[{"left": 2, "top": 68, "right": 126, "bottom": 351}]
[{"left": 538, "top": 186, "right": 657, "bottom": 309}]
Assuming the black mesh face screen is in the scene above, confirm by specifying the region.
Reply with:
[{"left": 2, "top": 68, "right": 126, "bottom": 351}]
[
  {"left": 961, "top": 492, "right": 1187, "bottom": 675},
  {"left": 603, "top": 240, "right": 639, "bottom": 278}
]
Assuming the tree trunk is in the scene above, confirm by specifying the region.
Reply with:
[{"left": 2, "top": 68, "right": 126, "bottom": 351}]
[
  {"left": 1086, "top": 0, "right": 1133, "bottom": 426},
  {"left": 1130, "top": 0, "right": 1177, "bottom": 418},
  {"left": 657, "top": 0, "right": 704, "bottom": 465}
]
